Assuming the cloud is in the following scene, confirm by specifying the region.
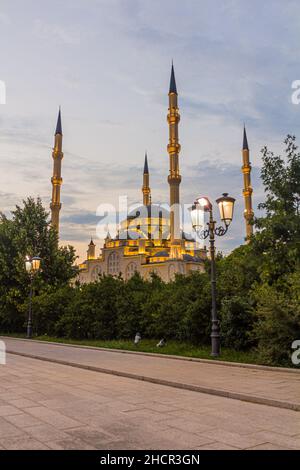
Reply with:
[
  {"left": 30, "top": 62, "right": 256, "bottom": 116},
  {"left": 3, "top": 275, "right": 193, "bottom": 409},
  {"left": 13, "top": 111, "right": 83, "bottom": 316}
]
[
  {"left": 34, "top": 19, "right": 81, "bottom": 45},
  {"left": 0, "top": 12, "right": 10, "bottom": 25},
  {"left": 0, "top": 0, "right": 298, "bottom": 260},
  {"left": 0, "top": 190, "right": 20, "bottom": 214}
]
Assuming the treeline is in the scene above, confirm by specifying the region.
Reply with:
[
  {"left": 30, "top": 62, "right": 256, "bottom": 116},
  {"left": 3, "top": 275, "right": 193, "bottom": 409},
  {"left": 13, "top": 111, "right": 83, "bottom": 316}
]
[
  {"left": 0, "top": 135, "right": 299, "bottom": 367},
  {"left": 1, "top": 254, "right": 299, "bottom": 366}
]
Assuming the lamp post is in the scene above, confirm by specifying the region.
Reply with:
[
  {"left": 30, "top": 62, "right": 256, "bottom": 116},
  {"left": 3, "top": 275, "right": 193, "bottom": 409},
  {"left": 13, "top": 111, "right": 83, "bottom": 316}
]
[
  {"left": 190, "top": 193, "right": 235, "bottom": 357},
  {"left": 25, "top": 256, "right": 41, "bottom": 338}
]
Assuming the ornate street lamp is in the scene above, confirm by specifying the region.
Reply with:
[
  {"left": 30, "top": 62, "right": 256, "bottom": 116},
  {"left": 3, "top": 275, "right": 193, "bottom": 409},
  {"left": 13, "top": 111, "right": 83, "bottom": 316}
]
[
  {"left": 190, "top": 193, "right": 235, "bottom": 357},
  {"left": 25, "top": 256, "right": 42, "bottom": 338}
]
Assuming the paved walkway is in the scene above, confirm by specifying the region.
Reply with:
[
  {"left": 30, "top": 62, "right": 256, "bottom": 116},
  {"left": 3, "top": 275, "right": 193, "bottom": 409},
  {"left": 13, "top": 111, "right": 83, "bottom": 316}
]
[
  {"left": 0, "top": 353, "right": 299, "bottom": 449},
  {"left": 2, "top": 337, "right": 300, "bottom": 411}
]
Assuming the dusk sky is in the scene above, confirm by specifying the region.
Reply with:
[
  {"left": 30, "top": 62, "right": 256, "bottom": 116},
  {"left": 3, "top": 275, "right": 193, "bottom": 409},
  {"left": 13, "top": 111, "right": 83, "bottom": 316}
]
[{"left": 0, "top": 0, "right": 299, "bottom": 261}]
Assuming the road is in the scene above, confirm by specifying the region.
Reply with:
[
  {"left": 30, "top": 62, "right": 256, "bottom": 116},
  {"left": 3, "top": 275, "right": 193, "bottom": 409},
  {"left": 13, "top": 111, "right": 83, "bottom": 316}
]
[{"left": 0, "top": 338, "right": 299, "bottom": 449}]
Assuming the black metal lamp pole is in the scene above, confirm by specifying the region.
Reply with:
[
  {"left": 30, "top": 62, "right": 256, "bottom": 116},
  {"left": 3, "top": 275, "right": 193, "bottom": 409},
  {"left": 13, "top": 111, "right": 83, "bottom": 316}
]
[
  {"left": 208, "top": 207, "right": 220, "bottom": 357},
  {"left": 190, "top": 193, "right": 235, "bottom": 358},
  {"left": 27, "top": 274, "right": 33, "bottom": 339},
  {"left": 25, "top": 256, "right": 41, "bottom": 339}
]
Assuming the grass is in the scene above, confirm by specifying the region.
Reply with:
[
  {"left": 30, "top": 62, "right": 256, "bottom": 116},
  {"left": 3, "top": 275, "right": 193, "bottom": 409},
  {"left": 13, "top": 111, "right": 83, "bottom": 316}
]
[{"left": 1, "top": 333, "right": 261, "bottom": 365}]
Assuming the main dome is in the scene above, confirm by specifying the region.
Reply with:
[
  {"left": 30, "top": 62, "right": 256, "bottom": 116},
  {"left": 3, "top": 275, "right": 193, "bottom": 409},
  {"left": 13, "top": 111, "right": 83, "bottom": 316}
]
[{"left": 119, "top": 204, "right": 170, "bottom": 240}]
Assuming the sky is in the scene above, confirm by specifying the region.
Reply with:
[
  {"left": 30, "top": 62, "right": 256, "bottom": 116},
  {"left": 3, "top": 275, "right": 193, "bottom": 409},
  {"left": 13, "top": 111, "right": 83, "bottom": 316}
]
[{"left": 0, "top": 0, "right": 299, "bottom": 262}]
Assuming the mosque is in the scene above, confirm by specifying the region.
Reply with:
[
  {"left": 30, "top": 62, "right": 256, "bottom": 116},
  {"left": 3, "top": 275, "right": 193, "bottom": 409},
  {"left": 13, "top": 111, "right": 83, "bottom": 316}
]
[{"left": 49, "top": 65, "right": 254, "bottom": 283}]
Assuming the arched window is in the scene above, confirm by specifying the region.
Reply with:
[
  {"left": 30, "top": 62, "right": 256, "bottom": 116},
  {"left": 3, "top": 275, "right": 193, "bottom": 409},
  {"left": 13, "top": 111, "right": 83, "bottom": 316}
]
[
  {"left": 168, "top": 264, "right": 176, "bottom": 281},
  {"left": 179, "top": 263, "right": 185, "bottom": 274},
  {"left": 108, "top": 252, "right": 120, "bottom": 276},
  {"left": 126, "top": 262, "right": 137, "bottom": 280},
  {"left": 91, "top": 265, "right": 101, "bottom": 282}
]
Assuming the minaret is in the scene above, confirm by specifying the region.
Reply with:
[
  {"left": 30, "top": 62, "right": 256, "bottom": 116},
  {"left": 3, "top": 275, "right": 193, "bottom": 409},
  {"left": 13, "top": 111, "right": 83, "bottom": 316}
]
[
  {"left": 242, "top": 125, "right": 254, "bottom": 241},
  {"left": 50, "top": 108, "right": 64, "bottom": 234},
  {"left": 142, "top": 152, "right": 151, "bottom": 206},
  {"left": 167, "top": 63, "right": 182, "bottom": 257},
  {"left": 87, "top": 239, "right": 96, "bottom": 260}
]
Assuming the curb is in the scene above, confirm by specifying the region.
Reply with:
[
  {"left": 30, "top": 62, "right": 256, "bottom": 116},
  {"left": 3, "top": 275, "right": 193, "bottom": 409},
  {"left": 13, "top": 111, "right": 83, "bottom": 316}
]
[
  {"left": 7, "top": 349, "right": 300, "bottom": 413},
  {"left": 2, "top": 336, "right": 300, "bottom": 375}
]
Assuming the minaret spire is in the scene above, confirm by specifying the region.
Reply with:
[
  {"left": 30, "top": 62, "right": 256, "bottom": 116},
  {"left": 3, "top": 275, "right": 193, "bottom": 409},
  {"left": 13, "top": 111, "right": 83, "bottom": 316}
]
[
  {"left": 167, "top": 63, "right": 182, "bottom": 258},
  {"left": 169, "top": 62, "right": 177, "bottom": 95},
  {"left": 142, "top": 152, "right": 151, "bottom": 206},
  {"left": 144, "top": 152, "right": 149, "bottom": 174},
  {"left": 243, "top": 125, "right": 249, "bottom": 150},
  {"left": 50, "top": 108, "right": 64, "bottom": 235},
  {"left": 242, "top": 125, "right": 254, "bottom": 241},
  {"left": 55, "top": 107, "right": 62, "bottom": 135}
]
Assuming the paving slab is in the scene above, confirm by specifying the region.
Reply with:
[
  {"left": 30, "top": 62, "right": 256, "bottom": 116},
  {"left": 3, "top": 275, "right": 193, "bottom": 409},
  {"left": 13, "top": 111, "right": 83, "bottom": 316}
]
[
  {"left": 0, "top": 354, "right": 299, "bottom": 450},
  {"left": 2, "top": 337, "right": 300, "bottom": 411}
]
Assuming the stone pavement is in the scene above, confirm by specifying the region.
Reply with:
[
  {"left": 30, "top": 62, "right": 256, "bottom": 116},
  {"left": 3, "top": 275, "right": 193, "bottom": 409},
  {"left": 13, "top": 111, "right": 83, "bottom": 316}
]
[
  {"left": 0, "top": 353, "right": 299, "bottom": 450},
  {"left": 2, "top": 337, "right": 300, "bottom": 411}
]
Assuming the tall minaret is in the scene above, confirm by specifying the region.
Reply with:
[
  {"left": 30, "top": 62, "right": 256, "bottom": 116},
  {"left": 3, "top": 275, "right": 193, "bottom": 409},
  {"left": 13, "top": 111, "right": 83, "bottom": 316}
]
[
  {"left": 167, "top": 63, "right": 182, "bottom": 257},
  {"left": 142, "top": 152, "right": 151, "bottom": 206},
  {"left": 242, "top": 125, "right": 254, "bottom": 241},
  {"left": 50, "top": 108, "right": 64, "bottom": 234}
]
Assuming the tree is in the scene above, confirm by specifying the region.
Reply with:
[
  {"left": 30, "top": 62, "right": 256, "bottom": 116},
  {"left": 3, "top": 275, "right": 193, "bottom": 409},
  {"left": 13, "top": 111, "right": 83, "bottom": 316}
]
[
  {"left": 143, "top": 271, "right": 211, "bottom": 343},
  {"left": 116, "top": 272, "right": 151, "bottom": 339},
  {"left": 252, "top": 269, "right": 300, "bottom": 365},
  {"left": 56, "top": 275, "right": 125, "bottom": 340},
  {"left": 215, "top": 245, "right": 259, "bottom": 350},
  {"left": 245, "top": 135, "right": 300, "bottom": 363},
  {"left": 217, "top": 244, "right": 260, "bottom": 299},
  {"left": 220, "top": 296, "right": 255, "bottom": 350},
  {"left": 0, "top": 197, "right": 77, "bottom": 332},
  {"left": 253, "top": 135, "right": 300, "bottom": 282}
]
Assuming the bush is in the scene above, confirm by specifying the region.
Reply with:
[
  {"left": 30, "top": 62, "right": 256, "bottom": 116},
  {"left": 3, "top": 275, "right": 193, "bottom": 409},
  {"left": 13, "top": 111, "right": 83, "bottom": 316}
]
[
  {"left": 0, "top": 290, "right": 25, "bottom": 333},
  {"left": 29, "top": 286, "right": 75, "bottom": 336},
  {"left": 55, "top": 276, "right": 124, "bottom": 339},
  {"left": 116, "top": 273, "right": 152, "bottom": 339},
  {"left": 143, "top": 272, "right": 211, "bottom": 343},
  {"left": 252, "top": 272, "right": 300, "bottom": 366},
  {"left": 220, "top": 296, "right": 255, "bottom": 350}
]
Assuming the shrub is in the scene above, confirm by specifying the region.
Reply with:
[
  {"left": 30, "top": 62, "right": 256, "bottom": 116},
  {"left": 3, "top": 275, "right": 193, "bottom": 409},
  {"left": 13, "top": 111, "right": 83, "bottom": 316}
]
[
  {"left": 220, "top": 296, "right": 255, "bottom": 350},
  {"left": 252, "top": 272, "right": 300, "bottom": 366}
]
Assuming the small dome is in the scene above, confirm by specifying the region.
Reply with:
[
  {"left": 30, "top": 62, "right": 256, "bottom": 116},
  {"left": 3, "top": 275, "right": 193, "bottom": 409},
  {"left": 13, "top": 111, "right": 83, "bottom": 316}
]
[
  {"left": 183, "top": 254, "right": 202, "bottom": 262},
  {"left": 152, "top": 251, "right": 169, "bottom": 258}
]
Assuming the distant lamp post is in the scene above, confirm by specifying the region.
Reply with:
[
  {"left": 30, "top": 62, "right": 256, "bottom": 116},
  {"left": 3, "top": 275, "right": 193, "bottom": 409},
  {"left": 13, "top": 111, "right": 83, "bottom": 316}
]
[
  {"left": 25, "top": 256, "right": 41, "bottom": 338},
  {"left": 190, "top": 193, "right": 235, "bottom": 357}
]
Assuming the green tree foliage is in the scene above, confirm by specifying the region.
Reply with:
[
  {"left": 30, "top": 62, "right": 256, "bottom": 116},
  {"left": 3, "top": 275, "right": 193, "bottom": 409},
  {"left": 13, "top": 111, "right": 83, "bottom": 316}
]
[
  {"left": 0, "top": 197, "right": 77, "bottom": 331},
  {"left": 220, "top": 296, "right": 255, "bottom": 350},
  {"left": 52, "top": 272, "right": 211, "bottom": 343},
  {"left": 143, "top": 272, "right": 211, "bottom": 343},
  {"left": 253, "top": 135, "right": 300, "bottom": 282},
  {"left": 247, "top": 136, "right": 300, "bottom": 364},
  {"left": 216, "top": 245, "right": 260, "bottom": 350},
  {"left": 29, "top": 286, "right": 75, "bottom": 336},
  {"left": 55, "top": 276, "right": 124, "bottom": 339},
  {"left": 116, "top": 272, "right": 154, "bottom": 338},
  {"left": 253, "top": 269, "right": 300, "bottom": 365},
  {"left": 217, "top": 244, "right": 260, "bottom": 298}
]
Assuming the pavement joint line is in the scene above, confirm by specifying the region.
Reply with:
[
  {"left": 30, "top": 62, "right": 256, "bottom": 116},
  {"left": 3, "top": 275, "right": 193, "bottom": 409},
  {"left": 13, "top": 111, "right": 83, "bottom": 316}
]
[
  {"left": 6, "top": 349, "right": 300, "bottom": 413},
  {"left": 2, "top": 336, "right": 300, "bottom": 375}
]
